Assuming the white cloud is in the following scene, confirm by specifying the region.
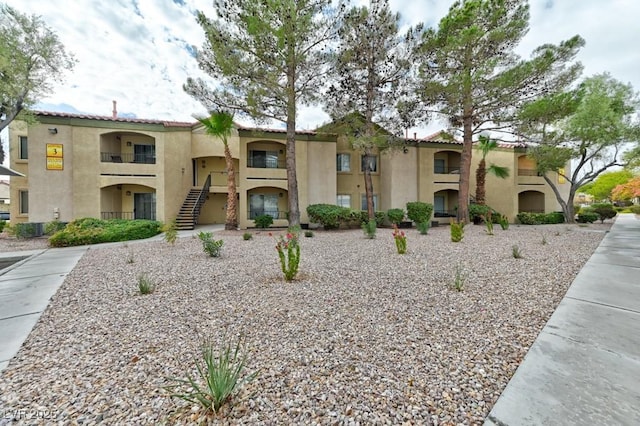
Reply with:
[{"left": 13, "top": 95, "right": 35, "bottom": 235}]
[{"left": 4, "top": 0, "right": 640, "bottom": 138}]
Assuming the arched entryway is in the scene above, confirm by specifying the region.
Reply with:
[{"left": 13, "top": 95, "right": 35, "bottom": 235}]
[
  {"left": 433, "top": 189, "right": 459, "bottom": 217},
  {"left": 518, "top": 190, "right": 545, "bottom": 213},
  {"left": 100, "top": 184, "right": 156, "bottom": 220}
]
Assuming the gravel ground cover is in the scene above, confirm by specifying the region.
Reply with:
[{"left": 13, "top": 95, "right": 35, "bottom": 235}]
[
  {"left": 0, "top": 222, "right": 610, "bottom": 425},
  {"left": 0, "top": 233, "right": 49, "bottom": 252}
]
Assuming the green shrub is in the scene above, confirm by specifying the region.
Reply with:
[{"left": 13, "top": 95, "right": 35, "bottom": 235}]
[
  {"left": 406, "top": 201, "right": 433, "bottom": 224},
  {"left": 516, "top": 211, "right": 565, "bottom": 225},
  {"left": 44, "top": 220, "right": 66, "bottom": 236},
  {"left": 137, "top": 273, "right": 155, "bottom": 294},
  {"left": 631, "top": 205, "right": 640, "bottom": 214},
  {"left": 307, "top": 204, "right": 350, "bottom": 229},
  {"left": 253, "top": 214, "right": 274, "bottom": 229},
  {"left": 576, "top": 212, "right": 598, "bottom": 223},
  {"left": 361, "top": 219, "right": 377, "bottom": 239},
  {"left": 416, "top": 221, "right": 429, "bottom": 235},
  {"left": 165, "top": 336, "right": 258, "bottom": 414},
  {"left": 590, "top": 203, "right": 617, "bottom": 223},
  {"left": 163, "top": 219, "right": 178, "bottom": 245},
  {"left": 450, "top": 220, "right": 464, "bottom": 242},
  {"left": 386, "top": 208, "right": 405, "bottom": 225},
  {"left": 242, "top": 232, "right": 253, "bottom": 241},
  {"left": 304, "top": 230, "right": 314, "bottom": 238},
  {"left": 49, "top": 218, "right": 162, "bottom": 247},
  {"left": 198, "top": 232, "right": 223, "bottom": 257},
  {"left": 498, "top": 214, "right": 509, "bottom": 230},
  {"left": 573, "top": 204, "right": 582, "bottom": 215},
  {"left": 11, "top": 223, "right": 38, "bottom": 239},
  {"left": 468, "top": 204, "right": 502, "bottom": 224},
  {"left": 0, "top": 219, "right": 6, "bottom": 234}
]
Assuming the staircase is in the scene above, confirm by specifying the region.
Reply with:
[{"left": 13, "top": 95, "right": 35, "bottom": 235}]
[{"left": 175, "top": 175, "right": 211, "bottom": 230}]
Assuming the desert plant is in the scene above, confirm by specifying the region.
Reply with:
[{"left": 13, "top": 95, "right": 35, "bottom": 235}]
[
  {"left": 126, "top": 251, "right": 135, "bottom": 264},
  {"left": 416, "top": 220, "right": 429, "bottom": 235},
  {"left": 386, "top": 208, "right": 405, "bottom": 225},
  {"left": 361, "top": 219, "right": 377, "bottom": 239},
  {"left": 512, "top": 245, "right": 523, "bottom": 259},
  {"left": 483, "top": 211, "right": 494, "bottom": 235},
  {"left": 392, "top": 224, "right": 407, "bottom": 254},
  {"left": 541, "top": 234, "right": 548, "bottom": 245},
  {"left": 165, "top": 336, "right": 258, "bottom": 414},
  {"left": 242, "top": 232, "right": 253, "bottom": 241},
  {"left": 253, "top": 214, "right": 274, "bottom": 229},
  {"left": 304, "top": 230, "right": 314, "bottom": 238},
  {"left": 631, "top": 205, "right": 640, "bottom": 214},
  {"left": 452, "top": 264, "right": 465, "bottom": 292},
  {"left": 198, "top": 232, "right": 224, "bottom": 257},
  {"left": 0, "top": 219, "right": 5, "bottom": 233},
  {"left": 406, "top": 201, "right": 433, "bottom": 224},
  {"left": 498, "top": 214, "right": 509, "bottom": 230},
  {"left": 275, "top": 231, "right": 300, "bottom": 281},
  {"left": 137, "top": 273, "right": 155, "bottom": 294},
  {"left": 163, "top": 219, "right": 178, "bottom": 245},
  {"left": 450, "top": 220, "right": 464, "bottom": 242}
]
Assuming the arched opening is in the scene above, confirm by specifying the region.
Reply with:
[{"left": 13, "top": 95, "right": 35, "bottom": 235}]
[
  {"left": 434, "top": 189, "right": 459, "bottom": 217},
  {"left": 100, "top": 131, "right": 156, "bottom": 164},
  {"left": 518, "top": 190, "right": 545, "bottom": 213},
  {"left": 247, "top": 187, "right": 288, "bottom": 220},
  {"left": 100, "top": 184, "right": 156, "bottom": 220},
  {"left": 434, "top": 150, "right": 462, "bottom": 174},
  {"left": 517, "top": 155, "right": 539, "bottom": 176},
  {"left": 247, "top": 140, "right": 286, "bottom": 169}
]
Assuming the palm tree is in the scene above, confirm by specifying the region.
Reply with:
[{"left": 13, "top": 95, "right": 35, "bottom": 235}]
[
  {"left": 475, "top": 135, "right": 510, "bottom": 205},
  {"left": 198, "top": 111, "right": 237, "bottom": 230}
]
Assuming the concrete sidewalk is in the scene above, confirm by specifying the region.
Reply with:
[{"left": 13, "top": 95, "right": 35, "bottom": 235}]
[
  {"left": 0, "top": 224, "right": 224, "bottom": 372},
  {"left": 485, "top": 213, "right": 640, "bottom": 425}
]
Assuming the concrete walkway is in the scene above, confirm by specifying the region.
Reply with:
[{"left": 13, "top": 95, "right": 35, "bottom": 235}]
[
  {"left": 485, "top": 213, "right": 640, "bottom": 425},
  {"left": 0, "top": 224, "right": 223, "bottom": 372}
]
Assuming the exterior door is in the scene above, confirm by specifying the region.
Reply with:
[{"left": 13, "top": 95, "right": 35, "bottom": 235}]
[
  {"left": 434, "top": 195, "right": 445, "bottom": 215},
  {"left": 134, "top": 193, "right": 156, "bottom": 220}
]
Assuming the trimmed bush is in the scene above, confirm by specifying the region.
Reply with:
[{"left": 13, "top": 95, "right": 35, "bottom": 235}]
[
  {"left": 576, "top": 212, "right": 598, "bottom": 223},
  {"left": 386, "top": 208, "right": 405, "bottom": 225},
  {"left": 44, "top": 220, "right": 66, "bottom": 236},
  {"left": 253, "top": 214, "right": 274, "bottom": 229},
  {"left": 589, "top": 203, "right": 617, "bottom": 223},
  {"left": 406, "top": 201, "right": 433, "bottom": 224},
  {"left": 307, "top": 204, "right": 349, "bottom": 229},
  {"left": 631, "top": 205, "right": 640, "bottom": 214},
  {"left": 516, "top": 211, "right": 565, "bottom": 225},
  {"left": 49, "top": 218, "right": 162, "bottom": 247}
]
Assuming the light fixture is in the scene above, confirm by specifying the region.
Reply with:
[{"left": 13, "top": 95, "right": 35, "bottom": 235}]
[
  {"left": 126, "top": 191, "right": 132, "bottom": 196},
  {"left": 202, "top": 160, "right": 206, "bottom": 168},
  {"left": 181, "top": 167, "right": 185, "bottom": 174},
  {"left": 48, "top": 128, "right": 58, "bottom": 134},
  {"left": 279, "top": 192, "right": 283, "bottom": 197},
  {"left": 126, "top": 141, "right": 132, "bottom": 147},
  {"left": 116, "top": 184, "right": 122, "bottom": 190}
]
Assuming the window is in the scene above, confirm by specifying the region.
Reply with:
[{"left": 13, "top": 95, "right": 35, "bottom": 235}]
[
  {"left": 134, "top": 144, "right": 156, "bottom": 164},
  {"left": 336, "top": 194, "right": 351, "bottom": 208},
  {"left": 361, "top": 194, "right": 378, "bottom": 211},
  {"left": 249, "top": 150, "right": 279, "bottom": 168},
  {"left": 434, "top": 158, "right": 445, "bottom": 174},
  {"left": 336, "top": 153, "right": 351, "bottom": 172},
  {"left": 361, "top": 154, "right": 378, "bottom": 172},
  {"left": 19, "top": 136, "right": 28, "bottom": 160},
  {"left": 19, "top": 190, "right": 28, "bottom": 214},
  {"left": 250, "top": 194, "right": 279, "bottom": 219}
]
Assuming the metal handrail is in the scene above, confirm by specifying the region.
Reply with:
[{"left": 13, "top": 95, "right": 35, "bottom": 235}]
[{"left": 191, "top": 173, "right": 211, "bottom": 224}]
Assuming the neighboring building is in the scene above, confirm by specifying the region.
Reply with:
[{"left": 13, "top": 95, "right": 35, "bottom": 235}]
[
  {"left": 0, "top": 180, "right": 10, "bottom": 206},
  {"left": 9, "top": 111, "right": 568, "bottom": 229}
]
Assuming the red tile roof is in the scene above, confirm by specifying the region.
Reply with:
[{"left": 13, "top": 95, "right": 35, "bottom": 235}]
[{"left": 35, "top": 111, "right": 195, "bottom": 127}]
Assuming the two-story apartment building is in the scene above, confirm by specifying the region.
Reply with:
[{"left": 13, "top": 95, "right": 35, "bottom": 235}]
[{"left": 9, "top": 111, "right": 567, "bottom": 229}]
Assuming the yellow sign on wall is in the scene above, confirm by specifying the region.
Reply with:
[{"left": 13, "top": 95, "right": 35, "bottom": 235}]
[
  {"left": 46, "top": 143, "right": 64, "bottom": 170},
  {"left": 47, "top": 157, "right": 64, "bottom": 170},
  {"left": 558, "top": 168, "right": 565, "bottom": 184},
  {"left": 46, "top": 144, "right": 63, "bottom": 157}
]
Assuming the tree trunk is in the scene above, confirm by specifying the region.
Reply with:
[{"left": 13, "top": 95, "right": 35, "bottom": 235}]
[
  {"left": 543, "top": 174, "right": 576, "bottom": 223},
  {"left": 475, "top": 159, "right": 486, "bottom": 205},
  {"left": 458, "top": 115, "right": 473, "bottom": 224},
  {"left": 286, "top": 64, "right": 300, "bottom": 227},
  {"left": 224, "top": 144, "right": 238, "bottom": 230},
  {"left": 364, "top": 149, "right": 375, "bottom": 220}
]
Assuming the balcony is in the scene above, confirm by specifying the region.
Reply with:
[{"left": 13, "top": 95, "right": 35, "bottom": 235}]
[
  {"left": 101, "top": 152, "right": 156, "bottom": 164},
  {"left": 517, "top": 168, "right": 545, "bottom": 185},
  {"left": 247, "top": 210, "right": 288, "bottom": 220},
  {"left": 247, "top": 157, "right": 286, "bottom": 169}
]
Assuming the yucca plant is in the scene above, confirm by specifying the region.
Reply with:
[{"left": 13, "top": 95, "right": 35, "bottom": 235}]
[
  {"left": 137, "top": 273, "right": 155, "bottom": 294},
  {"left": 512, "top": 245, "right": 523, "bottom": 259},
  {"left": 165, "top": 336, "right": 258, "bottom": 414}
]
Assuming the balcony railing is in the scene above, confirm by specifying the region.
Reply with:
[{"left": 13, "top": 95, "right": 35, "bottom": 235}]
[
  {"left": 101, "top": 152, "right": 156, "bottom": 164},
  {"left": 248, "top": 210, "right": 288, "bottom": 220},
  {"left": 434, "top": 167, "right": 461, "bottom": 174},
  {"left": 518, "top": 169, "right": 542, "bottom": 177},
  {"left": 247, "top": 157, "right": 286, "bottom": 169},
  {"left": 101, "top": 211, "right": 134, "bottom": 220}
]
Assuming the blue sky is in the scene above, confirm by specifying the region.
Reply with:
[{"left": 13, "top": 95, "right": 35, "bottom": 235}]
[{"left": 5, "top": 0, "right": 640, "bottom": 137}]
